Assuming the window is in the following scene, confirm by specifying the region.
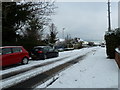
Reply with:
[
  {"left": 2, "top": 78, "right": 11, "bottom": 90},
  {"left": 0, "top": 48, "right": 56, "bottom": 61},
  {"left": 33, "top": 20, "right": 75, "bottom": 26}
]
[
  {"left": 47, "top": 46, "right": 53, "bottom": 51},
  {"left": 2, "top": 48, "right": 12, "bottom": 55},
  {"left": 12, "top": 48, "right": 22, "bottom": 53},
  {"left": 34, "top": 48, "right": 39, "bottom": 52}
]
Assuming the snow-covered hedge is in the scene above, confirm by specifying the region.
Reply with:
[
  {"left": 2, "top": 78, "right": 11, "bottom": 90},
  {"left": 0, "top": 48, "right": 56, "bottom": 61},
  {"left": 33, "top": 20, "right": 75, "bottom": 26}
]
[
  {"left": 105, "top": 28, "right": 120, "bottom": 36},
  {"left": 115, "top": 47, "right": 120, "bottom": 54},
  {"left": 104, "top": 28, "right": 120, "bottom": 58}
]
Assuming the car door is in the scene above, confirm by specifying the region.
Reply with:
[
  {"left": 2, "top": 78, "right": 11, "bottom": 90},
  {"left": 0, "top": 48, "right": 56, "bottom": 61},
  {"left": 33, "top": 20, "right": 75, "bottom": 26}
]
[
  {"left": 12, "top": 47, "right": 23, "bottom": 64},
  {"left": 42, "top": 47, "right": 49, "bottom": 58},
  {"left": 2, "top": 48, "right": 13, "bottom": 66},
  {"left": 47, "top": 46, "right": 54, "bottom": 58}
]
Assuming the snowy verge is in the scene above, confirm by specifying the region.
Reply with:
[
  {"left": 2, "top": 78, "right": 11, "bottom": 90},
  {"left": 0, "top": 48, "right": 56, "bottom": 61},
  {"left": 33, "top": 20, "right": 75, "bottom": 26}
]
[{"left": 0, "top": 56, "right": 69, "bottom": 76}]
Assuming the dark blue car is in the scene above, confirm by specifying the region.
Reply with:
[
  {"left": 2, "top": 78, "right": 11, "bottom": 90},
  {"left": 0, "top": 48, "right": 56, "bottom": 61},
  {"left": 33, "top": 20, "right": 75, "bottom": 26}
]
[{"left": 31, "top": 46, "right": 59, "bottom": 60}]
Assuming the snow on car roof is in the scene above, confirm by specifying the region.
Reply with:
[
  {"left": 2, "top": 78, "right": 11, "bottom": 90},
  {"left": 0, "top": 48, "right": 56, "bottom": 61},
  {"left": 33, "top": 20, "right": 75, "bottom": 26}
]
[
  {"left": 34, "top": 46, "right": 51, "bottom": 48},
  {"left": 0, "top": 46, "right": 23, "bottom": 48}
]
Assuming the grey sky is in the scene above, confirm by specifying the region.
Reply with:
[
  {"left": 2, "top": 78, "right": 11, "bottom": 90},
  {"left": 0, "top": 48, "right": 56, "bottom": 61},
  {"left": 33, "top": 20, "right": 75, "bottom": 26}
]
[{"left": 51, "top": 2, "right": 118, "bottom": 41}]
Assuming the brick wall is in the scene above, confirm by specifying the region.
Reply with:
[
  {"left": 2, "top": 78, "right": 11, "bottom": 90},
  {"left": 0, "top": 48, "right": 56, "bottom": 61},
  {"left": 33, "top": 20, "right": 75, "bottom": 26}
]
[{"left": 115, "top": 48, "right": 120, "bottom": 68}]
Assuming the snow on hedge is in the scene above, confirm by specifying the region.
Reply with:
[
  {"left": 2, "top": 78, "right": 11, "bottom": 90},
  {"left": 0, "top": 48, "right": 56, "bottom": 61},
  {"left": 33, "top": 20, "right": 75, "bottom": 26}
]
[
  {"left": 115, "top": 48, "right": 120, "bottom": 54},
  {"left": 105, "top": 28, "right": 120, "bottom": 36}
]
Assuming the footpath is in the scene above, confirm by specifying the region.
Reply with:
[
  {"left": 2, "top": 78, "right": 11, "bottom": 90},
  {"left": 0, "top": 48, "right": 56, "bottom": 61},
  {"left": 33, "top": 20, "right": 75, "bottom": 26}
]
[{"left": 46, "top": 47, "right": 118, "bottom": 88}]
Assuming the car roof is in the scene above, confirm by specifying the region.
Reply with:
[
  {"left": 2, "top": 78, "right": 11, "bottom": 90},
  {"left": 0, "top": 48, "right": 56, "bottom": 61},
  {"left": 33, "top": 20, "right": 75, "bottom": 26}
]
[{"left": 0, "top": 46, "right": 23, "bottom": 49}]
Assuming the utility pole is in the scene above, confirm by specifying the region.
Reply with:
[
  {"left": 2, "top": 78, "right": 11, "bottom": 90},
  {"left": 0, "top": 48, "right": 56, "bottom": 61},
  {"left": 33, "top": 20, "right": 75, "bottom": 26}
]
[{"left": 108, "top": 0, "right": 111, "bottom": 32}]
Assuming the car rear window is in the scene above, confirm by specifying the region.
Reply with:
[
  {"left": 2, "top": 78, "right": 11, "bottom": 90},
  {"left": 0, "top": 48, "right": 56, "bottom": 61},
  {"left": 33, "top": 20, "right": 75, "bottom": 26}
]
[
  {"left": 34, "top": 48, "right": 43, "bottom": 51},
  {"left": 12, "top": 47, "right": 22, "bottom": 53},
  {"left": 44, "top": 47, "right": 49, "bottom": 51},
  {"left": 2, "top": 48, "right": 12, "bottom": 55}
]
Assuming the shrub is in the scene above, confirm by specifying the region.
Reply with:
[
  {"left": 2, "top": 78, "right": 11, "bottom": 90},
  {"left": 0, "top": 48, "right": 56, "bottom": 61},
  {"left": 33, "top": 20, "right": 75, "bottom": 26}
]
[{"left": 105, "top": 28, "right": 120, "bottom": 59}]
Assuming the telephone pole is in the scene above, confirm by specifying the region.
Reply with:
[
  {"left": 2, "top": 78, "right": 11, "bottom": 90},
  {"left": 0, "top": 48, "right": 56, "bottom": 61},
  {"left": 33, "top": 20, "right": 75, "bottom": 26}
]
[{"left": 108, "top": 0, "right": 111, "bottom": 32}]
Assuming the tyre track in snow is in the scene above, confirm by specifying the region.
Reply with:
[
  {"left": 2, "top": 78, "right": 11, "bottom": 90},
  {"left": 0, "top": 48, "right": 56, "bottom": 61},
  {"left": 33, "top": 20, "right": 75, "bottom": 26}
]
[
  {"left": 3, "top": 49, "right": 97, "bottom": 89},
  {"left": 1, "top": 56, "right": 70, "bottom": 80}
]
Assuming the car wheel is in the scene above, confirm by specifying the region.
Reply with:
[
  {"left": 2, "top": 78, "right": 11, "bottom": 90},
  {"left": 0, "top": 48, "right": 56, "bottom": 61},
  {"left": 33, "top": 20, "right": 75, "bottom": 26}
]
[
  {"left": 43, "top": 54, "right": 47, "bottom": 60},
  {"left": 22, "top": 57, "right": 29, "bottom": 64},
  {"left": 55, "top": 53, "right": 59, "bottom": 57}
]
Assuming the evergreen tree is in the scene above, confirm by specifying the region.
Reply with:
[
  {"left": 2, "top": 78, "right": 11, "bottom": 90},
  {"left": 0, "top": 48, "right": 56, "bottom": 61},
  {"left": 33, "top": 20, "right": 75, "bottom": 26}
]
[
  {"left": 2, "top": 2, "right": 32, "bottom": 45},
  {"left": 2, "top": 1, "right": 56, "bottom": 49},
  {"left": 2, "top": 2, "right": 18, "bottom": 45},
  {"left": 49, "top": 23, "right": 58, "bottom": 44}
]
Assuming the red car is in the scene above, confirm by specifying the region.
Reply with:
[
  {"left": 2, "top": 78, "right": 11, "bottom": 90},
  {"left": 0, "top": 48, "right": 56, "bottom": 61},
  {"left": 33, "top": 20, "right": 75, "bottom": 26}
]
[{"left": 0, "top": 46, "right": 29, "bottom": 67}]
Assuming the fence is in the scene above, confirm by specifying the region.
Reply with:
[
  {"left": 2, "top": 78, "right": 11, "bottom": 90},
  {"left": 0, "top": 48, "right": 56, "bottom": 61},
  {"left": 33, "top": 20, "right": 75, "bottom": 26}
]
[{"left": 115, "top": 47, "right": 120, "bottom": 68}]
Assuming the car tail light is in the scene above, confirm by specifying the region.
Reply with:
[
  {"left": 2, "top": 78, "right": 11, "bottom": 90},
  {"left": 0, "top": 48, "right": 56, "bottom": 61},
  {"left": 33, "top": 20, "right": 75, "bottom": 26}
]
[{"left": 37, "top": 51, "right": 43, "bottom": 53}]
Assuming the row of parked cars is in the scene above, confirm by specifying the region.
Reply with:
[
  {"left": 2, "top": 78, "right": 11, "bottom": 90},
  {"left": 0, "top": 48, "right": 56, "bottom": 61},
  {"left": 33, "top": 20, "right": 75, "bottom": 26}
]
[{"left": 0, "top": 46, "right": 59, "bottom": 67}]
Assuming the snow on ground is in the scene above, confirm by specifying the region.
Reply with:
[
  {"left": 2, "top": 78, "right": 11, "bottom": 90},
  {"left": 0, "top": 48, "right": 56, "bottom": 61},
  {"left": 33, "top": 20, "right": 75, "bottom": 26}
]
[
  {"left": 37, "top": 47, "right": 118, "bottom": 88},
  {"left": 1, "top": 47, "right": 98, "bottom": 88}
]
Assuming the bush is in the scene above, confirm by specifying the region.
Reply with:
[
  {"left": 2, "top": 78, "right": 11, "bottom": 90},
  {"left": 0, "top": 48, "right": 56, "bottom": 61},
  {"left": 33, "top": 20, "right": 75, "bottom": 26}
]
[{"left": 105, "top": 28, "right": 120, "bottom": 59}]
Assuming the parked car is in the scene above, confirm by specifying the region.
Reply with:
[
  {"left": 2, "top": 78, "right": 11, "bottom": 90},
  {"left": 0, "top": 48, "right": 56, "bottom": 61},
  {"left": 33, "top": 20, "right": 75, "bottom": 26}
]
[
  {"left": 31, "top": 46, "right": 59, "bottom": 60},
  {"left": 0, "top": 46, "right": 29, "bottom": 67},
  {"left": 101, "top": 45, "right": 105, "bottom": 47}
]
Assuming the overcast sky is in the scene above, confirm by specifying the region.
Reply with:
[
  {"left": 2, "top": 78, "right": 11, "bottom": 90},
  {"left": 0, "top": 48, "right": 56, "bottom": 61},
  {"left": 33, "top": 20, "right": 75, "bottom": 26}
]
[{"left": 50, "top": 1, "right": 118, "bottom": 41}]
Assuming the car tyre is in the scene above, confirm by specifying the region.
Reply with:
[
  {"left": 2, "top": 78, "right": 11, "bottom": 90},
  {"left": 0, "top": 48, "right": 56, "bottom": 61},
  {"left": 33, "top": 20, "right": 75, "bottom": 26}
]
[
  {"left": 55, "top": 53, "right": 59, "bottom": 57},
  {"left": 43, "top": 54, "right": 47, "bottom": 60},
  {"left": 22, "top": 57, "right": 29, "bottom": 64}
]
